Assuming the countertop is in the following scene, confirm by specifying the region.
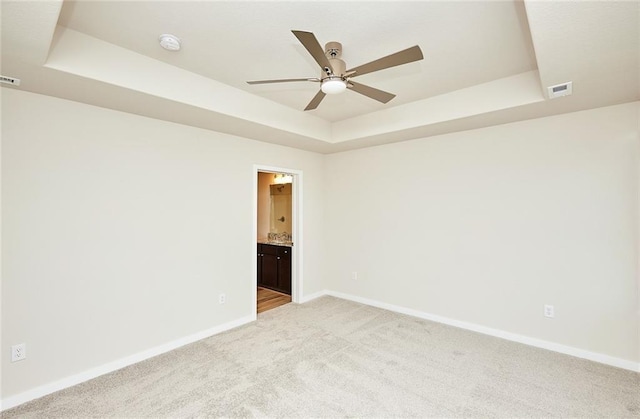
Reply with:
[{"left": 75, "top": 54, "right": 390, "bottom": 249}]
[{"left": 257, "top": 240, "right": 293, "bottom": 247}]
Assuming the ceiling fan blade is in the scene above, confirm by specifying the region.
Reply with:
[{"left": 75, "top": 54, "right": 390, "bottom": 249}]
[
  {"left": 304, "top": 90, "right": 326, "bottom": 111},
  {"left": 247, "top": 78, "right": 320, "bottom": 85},
  {"left": 347, "top": 81, "right": 396, "bottom": 103},
  {"left": 347, "top": 45, "right": 423, "bottom": 78},
  {"left": 292, "top": 30, "right": 334, "bottom": 74}
]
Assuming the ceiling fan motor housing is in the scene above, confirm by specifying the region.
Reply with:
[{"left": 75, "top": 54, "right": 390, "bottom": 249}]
[
  {"left": 324, "top": 41, "right": 345, "bottom": 78},
  {"left": 325, "top": 58, "right": 346, "bottom": 79}
]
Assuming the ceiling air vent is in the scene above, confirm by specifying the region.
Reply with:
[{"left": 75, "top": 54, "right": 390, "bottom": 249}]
[
  {"left": 547, "top": 81, "right": 572, "bottom": 99},
  {"left": 0, "top": 75, "right": 21, "bottom": 86}
]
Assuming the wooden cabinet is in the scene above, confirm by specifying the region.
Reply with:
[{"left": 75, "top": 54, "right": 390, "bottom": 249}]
[
  {"left": 277, "top": 248, "right": 291, "bottom": 294},
  {"left": 260, "top": 245, "right": 279, "bottom": 290},
  {"left": 257, "top": 244, "right": 291, "bottom": 295}
]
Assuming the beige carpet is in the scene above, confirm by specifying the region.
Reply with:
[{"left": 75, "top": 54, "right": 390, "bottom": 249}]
[{"left": 3, "top": 296, "right": 639, "bottom": 418}]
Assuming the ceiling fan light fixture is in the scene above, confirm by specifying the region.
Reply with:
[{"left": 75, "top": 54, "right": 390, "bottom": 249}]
[{"left": 321, "top": 77, "right": 347, "bottom": 95}]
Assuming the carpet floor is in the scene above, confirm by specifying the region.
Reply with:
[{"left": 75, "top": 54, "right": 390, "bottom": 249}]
[{"left": 3, "top": 296, "right": 639, "bottom": 418}]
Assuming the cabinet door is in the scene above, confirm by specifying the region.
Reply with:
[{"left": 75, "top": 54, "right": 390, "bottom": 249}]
[
  {"left": 261, "top": 253, "right": 279, "bottom": 289},
  {"left": 278, "top": 248, "right": 292, "bottom": 295},
  {"left": 257, "top": 245, "right": 263, "bottom": 287}
]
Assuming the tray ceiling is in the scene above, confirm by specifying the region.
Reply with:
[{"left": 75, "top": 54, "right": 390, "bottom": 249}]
[{"left": 2, "top": 1, "right": 638, "bottom": 153}]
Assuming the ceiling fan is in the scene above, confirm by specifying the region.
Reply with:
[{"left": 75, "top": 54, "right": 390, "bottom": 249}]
[{"left": 247, "top": 30, "right": 424, "bottom": 111}]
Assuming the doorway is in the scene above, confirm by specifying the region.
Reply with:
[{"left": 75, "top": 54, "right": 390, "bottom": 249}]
[{"left": 253, "top": 166, "right": 302, "bottom": 315}]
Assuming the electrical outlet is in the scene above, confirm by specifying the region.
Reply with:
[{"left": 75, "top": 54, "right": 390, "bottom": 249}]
[
  {"left": 351, "top": 272, "right": 358, "bottom": 281},
  {"left": 544, "top": 304, "right": 555, "bottom": 318},
  {"left": 11, "top": 343, "right": 26, "bottom": 362},
  {"left": 219, "top": 293, "right": 226, "bottom": 304}
]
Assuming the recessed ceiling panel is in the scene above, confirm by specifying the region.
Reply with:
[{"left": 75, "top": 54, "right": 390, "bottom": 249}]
[{"left": 57, "top": 1, "right": 538, "bottom": 121}]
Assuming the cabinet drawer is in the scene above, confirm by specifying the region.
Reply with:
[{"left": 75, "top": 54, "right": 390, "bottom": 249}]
[
  {"left": 278, "top": 247, "right": 291, "bottom": 258},
  {"left": 260, "top": 244, "right": 279, "bottom": 256},
  {"left": 259, "top": 244, "right": 291, "bottom": 257}
]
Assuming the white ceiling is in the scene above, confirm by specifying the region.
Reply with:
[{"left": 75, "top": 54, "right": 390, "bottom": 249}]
[
  {"left": 57, "top": 0, "right": 539, "bottom": 122},
  {"left": 2, "top": 1, "right": 639, "bottom": 153}
]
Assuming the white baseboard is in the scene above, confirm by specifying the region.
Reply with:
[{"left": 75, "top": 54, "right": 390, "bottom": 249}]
[
  {"left": 299, "top": 289, "right": 328, "bottom": 303},
  {"left": 324, "top": 290, "right": 640, "bottom": 373},
  {"left": 0, "top": 315, "right": 254, "bottom": 411},
  {"left": 3, "top": 292, "right": 637, "bottom": 411}
]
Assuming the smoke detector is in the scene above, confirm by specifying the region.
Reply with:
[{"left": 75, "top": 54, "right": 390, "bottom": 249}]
[{"left": 159, "top": 34, "right": 181, "bottom": 51}]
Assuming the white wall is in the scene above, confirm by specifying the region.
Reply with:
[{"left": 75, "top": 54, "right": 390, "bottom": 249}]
[
  {"left": 1, "top": 89, "right": 325, "bottom": 400},
  {"left": 637, "top": 103, "right": 640, "bottom": 366},
  {"left": 2, "top": 87, "right": 638, "bottom": 405},
  {"left": 325, "top": 102, "right": 639, "bottom": 364}
]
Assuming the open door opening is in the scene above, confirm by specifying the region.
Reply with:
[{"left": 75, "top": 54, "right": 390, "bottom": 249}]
[{"left": 253, "top": 167, "right": 302, "bottom": 314}]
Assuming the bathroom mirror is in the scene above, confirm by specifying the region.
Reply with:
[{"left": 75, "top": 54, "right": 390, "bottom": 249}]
[{"left": 269, "top": 183, "right": 292, "bottom": 237}]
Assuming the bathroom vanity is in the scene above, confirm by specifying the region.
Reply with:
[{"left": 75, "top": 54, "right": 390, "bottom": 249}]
[{"left": 257, "top": 242, "right": 291, "bottom": 295}]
